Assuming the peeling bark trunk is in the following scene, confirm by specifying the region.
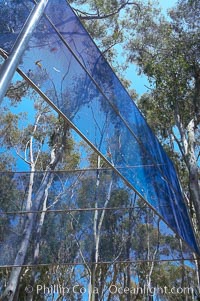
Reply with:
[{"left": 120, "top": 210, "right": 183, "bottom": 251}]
[
  {"left": 174, "top": 112, "right": 200, "bottom": 236},
  {"left": 33, "top": 173, "right": 54, "bottom": 264},
  {"left": 193, "top": 252, "right": 200, "bottom": 289},
  {"left": 186, "top": 120, "right": 200, "bottom": 232},
  {"left": 26, "top": 174, "right": 55, "bottom": 301}
]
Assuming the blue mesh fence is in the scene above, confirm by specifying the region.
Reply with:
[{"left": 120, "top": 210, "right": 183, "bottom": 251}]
[
  {"left": 0, "top": 171, "right": 194, "bottom": 265},
  {"left": 0, "top": 0, "right": 199, "bottom": 255}
]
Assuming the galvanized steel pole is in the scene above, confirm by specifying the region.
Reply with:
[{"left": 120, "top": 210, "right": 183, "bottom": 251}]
[{"left": 0, "top": 0, "right": 49, "bottom": 104}]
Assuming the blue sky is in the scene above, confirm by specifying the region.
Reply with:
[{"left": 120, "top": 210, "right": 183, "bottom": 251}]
[{"left": 159, "top": 0, "right": 177, "bottom": 11}]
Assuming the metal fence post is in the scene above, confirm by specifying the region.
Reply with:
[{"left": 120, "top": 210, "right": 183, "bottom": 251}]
[{"left": 0, "top": 0, "right": 49, "bottom": 104}]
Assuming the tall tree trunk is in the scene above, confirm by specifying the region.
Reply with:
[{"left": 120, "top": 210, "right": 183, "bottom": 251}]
[
  {"left": 0, "top": 137, "right": 66, "bottom": 301},
  {"left": 89, "top": 156, "right": 113, "bottom": 301},
  {"left": 175, "top": 111, "right": 200, "bottom": 235},
  {"left": 126, "top": 192, "right": 137, "bottom": 301},
  {"left": 186, "top": 119, "right": 200, "bottom": 234},
  {"left": 26, "top": 174, "right": 55, "bottom": 301},
  {"left": 0, "top": 169, "right": 54, "bottom": 301}
]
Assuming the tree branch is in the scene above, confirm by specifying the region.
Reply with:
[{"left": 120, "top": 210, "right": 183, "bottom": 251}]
[
  {"left": 171, "top": 129, "right": 186, "bottom": 160},
  {"left": 73, "top": 1, "right": 140, "bottom": 20},
  {"left": 15, "top": 149, "right": 31, "bottom": 165}
]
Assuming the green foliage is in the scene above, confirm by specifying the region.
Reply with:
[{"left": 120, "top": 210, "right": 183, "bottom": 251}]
[
  {"left": 126, "top": 0, "right": 200, "bottom": 229},
  {"left": 127, "top": 0, "right": 200, "bottom": 129},
  {"left": 5, "top": 80, "right": 29, "bottom": 102},
  {"left": 0, "top": 111, "right": 21, "bottom": 149}
]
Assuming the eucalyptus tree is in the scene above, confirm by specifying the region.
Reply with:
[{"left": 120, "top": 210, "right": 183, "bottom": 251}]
[
  {"left": 0, "top": 76, "right": 81, "bottom": 300},
  {"left": 125, "top": 0, "right": 200, "bottom": 234}
]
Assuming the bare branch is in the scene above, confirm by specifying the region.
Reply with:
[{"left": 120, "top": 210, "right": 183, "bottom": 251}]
[
  {"left": 69, "top": 212, "right": 91, "bottom": 275},
  {"left": 15, "top": 148, "right": 31, "bottom": 165},
  {"left": 171, "top": 129, "right": 186, "bottom": 160}
]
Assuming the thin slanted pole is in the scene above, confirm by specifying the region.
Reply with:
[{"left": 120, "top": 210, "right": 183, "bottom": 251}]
[{"left": 0, "top": 0, "right": 49, "bottom": 104}]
